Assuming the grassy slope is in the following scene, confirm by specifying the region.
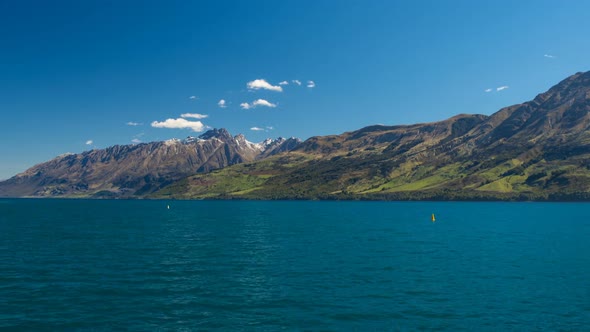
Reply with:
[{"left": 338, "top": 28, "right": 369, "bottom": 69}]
[{"left": 150, "top": 147, "right": 590, "bottom": 201}]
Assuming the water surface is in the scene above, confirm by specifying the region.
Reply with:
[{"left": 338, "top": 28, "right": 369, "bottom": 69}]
[{"left": 0, "top": 199, "right": 589, "bottom": 330}]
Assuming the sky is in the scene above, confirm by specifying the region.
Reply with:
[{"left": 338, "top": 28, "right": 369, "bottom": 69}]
[{"left": 1, "top": 0, "right": 590, "bottom": 179}]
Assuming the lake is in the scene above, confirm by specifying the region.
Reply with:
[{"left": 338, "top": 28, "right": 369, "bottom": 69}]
[{"left": 0, "top": 199, "right": 589, "bottom": 330}]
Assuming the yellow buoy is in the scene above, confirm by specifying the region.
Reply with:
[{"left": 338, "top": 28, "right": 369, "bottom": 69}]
[{"left": 431, "top": 213, "right": 436, "bottom": 222}]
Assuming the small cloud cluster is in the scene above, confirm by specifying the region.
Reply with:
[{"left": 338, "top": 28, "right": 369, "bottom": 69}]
[
  {"left": 247, "top": 79, "right": 283, "bottom": 92},
  {"left": 150, "top": 77, "right": 316, "bottom": 138},
  {"left": 279, "top": 79, "right": 314, "bottom": 88},
  {"left": 484, "top": 85, "right": 509, "bottom": 93},
  {"left": 240, "top": 99, "right": 277, "bottom": 110},
  {"left": 240, "top": 99, "right": 277, "bottom": 109},
  {"left": 544, "top": 54, "right": 556, "bottom": 59},
  {"left": 151, "top": 117, "right": 206, "bottom": 132},
  {"left": 239, "top": 78, "right": 314, "bottom": 111},
  {"left": 126, "top": 122, "right": 141, "bottom": 126},
  {"left": 250, "top": 126, "right": 274, "bottom": 132},
  {"left": 85, "top": 140, "right": 93, "bottom": 145},
  {"left": 181, "top": 113, "right": 208, "bottom": 119}
]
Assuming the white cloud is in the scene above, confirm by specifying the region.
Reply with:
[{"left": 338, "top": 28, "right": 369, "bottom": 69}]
[
  {"left": 126, "top": 121, "right": 141, "bottom": 126},
  {"left": 189, "top": 96, "right": 198, "bottom": 100},
  {"left": 279, "top": 81, "right": 289, "bottom": 85},
  {"left": 484, "top": 88, "right": 493, "bottom": 93},
  {"left": 151, "top": 118, "right": 206, "bottom": 132},
  {"left": 496, "top": 86, "right": 509, "bottom": 91},
  {"left": 292, "top": 80, "right": 301, "bottom": 86},
  {"left": 250, "top": 127, "right": 264, "bottom": 131},
  {"left": 131, "top": 138, "right": 142, "bottom": 144},
  {"left": 85, "top": 140, "right": 93, "bottom": 145},
  {"left": 247, "top": 79, "right": 282, "bottom": 92},
  {"left": 218, "top": 99, "right": 227, "bottom": 108},
  {"left": 307, "top": 80, "right": 316, "bottom": 88},
  {"left": 181, "top": 113, "right": 208, "bottom": 119},
  {"left": 241, "top": 99, "right": 277, "bottom": 109},
  {"left": 544, "top": 54, "right": 556, "bottom": 58},
  {"left": 266, "top": 126, "right": 274, "bottom": 130},
  {"left": 252, "top": 99, "right": 276, "bottom": 108}
]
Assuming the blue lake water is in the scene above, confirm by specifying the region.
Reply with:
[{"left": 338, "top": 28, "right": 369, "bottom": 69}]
[{"left": 0, "top": 199, "right": 589, "bottom": 330}]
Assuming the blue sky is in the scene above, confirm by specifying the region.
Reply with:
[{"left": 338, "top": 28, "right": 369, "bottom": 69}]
[{"left": 1, "top": 0, "right": 590, "bottom": 179}]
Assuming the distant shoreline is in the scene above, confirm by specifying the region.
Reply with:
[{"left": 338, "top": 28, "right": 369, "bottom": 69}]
[{"left": 4, "top": 192, "right": 590, "bottom": 203}]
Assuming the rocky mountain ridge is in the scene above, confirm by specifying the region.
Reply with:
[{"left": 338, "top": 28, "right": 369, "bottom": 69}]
[{"left": 0, "top": 129, "right": 301, "bottom": 197}]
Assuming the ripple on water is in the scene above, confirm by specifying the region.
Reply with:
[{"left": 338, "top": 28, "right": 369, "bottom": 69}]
[{"left": 1, "top": 199, "right": 589, "bottom": 330}]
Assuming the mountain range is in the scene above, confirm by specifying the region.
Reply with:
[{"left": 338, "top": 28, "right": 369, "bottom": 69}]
[
  {"left": 0, "top": 129, "right": 300, "bottom": 198},
  {"left": 3, "top": 71, "right": 590, "bottom": 200}
]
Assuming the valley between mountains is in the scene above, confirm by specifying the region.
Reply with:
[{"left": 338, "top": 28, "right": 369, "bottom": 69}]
[{"left": 4, "top": 71, "right": 590, "bottom": 201}]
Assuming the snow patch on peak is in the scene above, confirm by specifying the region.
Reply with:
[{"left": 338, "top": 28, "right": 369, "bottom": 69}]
[
  {"left": 255, "top": 137, "right": 290, "bottom": 151},
  {"left": 234, "top": 134, "right": 247, "bottom": 144},
  {"left": 234, "top": 133, "right": 262, "bottom": 151},
  {"left": 164, "top": 138, "right": 181, "bottom": 146},
  {"left": 56, "top": 152, "right": 74, "bottom": 159},
  {"left": 183, "top": 136, "right": 204, "bottom": 144}
]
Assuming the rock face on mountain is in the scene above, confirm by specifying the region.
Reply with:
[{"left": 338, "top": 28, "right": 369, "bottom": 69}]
[
  {"left": 257, "top": 137, "right": 302, "bottom": 159},
  {"left": 153, "top": 71, "right": 590, "bottom": 201},
  {"left": 0, "top": 129, "right": 300, "bottom": 197},
  {"left": 296, "top": 113, "right": 489, "bottom": 157}
]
